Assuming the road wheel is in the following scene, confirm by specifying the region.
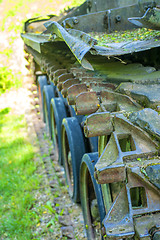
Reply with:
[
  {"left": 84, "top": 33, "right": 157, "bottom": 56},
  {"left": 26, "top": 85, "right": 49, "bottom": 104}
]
[
  {"left": 80, "top": 152, "right": 106, "bottom": 240},
  {"left": 50, "top": 97, "right": 67, "bottom": 165},
  {"left": 43, "top": 84, "right": 55, "bottom": 137},
  {"left": 61, "top": 117, "right": 86, "bottom": 203},
  {"left": 37, "top": 75, "right": 48, "bottom": 122}
]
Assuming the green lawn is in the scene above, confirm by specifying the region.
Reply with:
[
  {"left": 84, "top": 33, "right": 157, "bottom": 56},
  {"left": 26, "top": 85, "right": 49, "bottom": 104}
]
[{"left": 0, "top": 108, "right": 40, "bottom": 239}]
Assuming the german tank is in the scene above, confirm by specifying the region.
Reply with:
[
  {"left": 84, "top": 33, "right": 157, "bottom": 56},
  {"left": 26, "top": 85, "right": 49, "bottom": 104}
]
[{"left": 21, "top": 0, "right": 160, "bottom": 239}]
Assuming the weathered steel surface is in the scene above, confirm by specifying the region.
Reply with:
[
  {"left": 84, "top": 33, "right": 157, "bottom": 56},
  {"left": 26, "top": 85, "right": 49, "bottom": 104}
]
[
  {"left": 103, "top": 186, "right": 135, "bottom": 239},
  {"left": 135, "top": 214, "right": 160, "bottom": 240},
  {"left": 83, "top": 112, "right": 113, "bottom": 137},
  {"left": 52, "top": 69, "right": 67, "bottom": 84},
  {"left": 80, "top": 76, "right": 106, "bottom": 83},
  {"left": 100, "top": 90, "right": 141, "bottom": 112},
  {"left": 21, "top": 0, "right": 160, "bottom": 71},
  {"left": 92, "top": 38, "right": 160, "bottom": 58},
  {"left": 22, "top": 27, "right": 160, "bottom": 71},
  {"left": 85, "top": 0, "right": 157, "bottom": 13},
  {"left": 44, "top": 21, "right": 95, "bottom": 69},
  {"left": 61, "top": 78, "right": 80, "bottom": 98},
  {"left": 89, "top": 82, "right": 116, "bottom": 92},
  {"left": 129, "top": 108, "right": 160, "bottom": 139},
  {"left": 75, "top": 91, "right": 99, "bottom": 115},
  {"left": 103, "top": 166, "right": 160, "bottom": 239},
  {"left": 118, "top": 83, "right": 160, "bottom": 108},
  {"left": 58, "top": 73, "right": 73, "bottom": 83},
  {"left": 73, "top": 72, "right": 95, "bottom": 79},
  {"left": 63, "top": 1, "right": 160, "bottom": 33},
  {"left": 21, "top": 33, "right": 51, "bottom": 53},
  {"left": 70, "top": 67, "right": 90, "bottom": 77},
  {"left": 57, "top": 73, "right": 73, "bottom": 90},
  {"left": 61, "top": 78, "right": 117, "bottom": 106},
  {"left": 96, "top": 115, "right": 160, "bottom": 239},
  {"left": 145, "top": 164, "right": 160, "bottom": 189},
  {"left": 75, "top": 90, "right": 141, "bottom": 115},
  {"left": 67, "top": 84, "right": 88, "bottom": 105},
  {"left": 129, "top": 7, "right": 160, "bottom": 29},
  {"left": 95, "top": 115, "right": 158, "bottom": 184}
]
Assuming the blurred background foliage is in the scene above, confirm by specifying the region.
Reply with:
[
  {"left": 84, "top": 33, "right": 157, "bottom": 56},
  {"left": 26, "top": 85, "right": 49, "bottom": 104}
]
[{"left": 0, "top": 0, "right": 84, "bottom": 95}]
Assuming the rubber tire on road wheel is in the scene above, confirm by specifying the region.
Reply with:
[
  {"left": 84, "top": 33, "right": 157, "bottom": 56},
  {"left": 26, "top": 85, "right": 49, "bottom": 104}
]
[
  {"left": 50, "top": 97, "right": 67, "bottom": 165},
  {"left": 88, "top": 136, "right": 98, "bottom": 153},
  {"left": 43, "top": 84, "right": 55, "bottom": 138},
  {"left": 37, "top": 75, "right": 48, "bottom": 122},
  {"left": 80, "top": 152, "right": 106, "bottom": 240},
  {"left": 61, "top": 117, "right": 86, "bottom": 203}
]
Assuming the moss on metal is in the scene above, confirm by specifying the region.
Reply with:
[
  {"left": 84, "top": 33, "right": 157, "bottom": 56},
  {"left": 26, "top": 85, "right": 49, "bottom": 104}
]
[{"left": 90, "top": 28, "right": 160, "bottom": 46}]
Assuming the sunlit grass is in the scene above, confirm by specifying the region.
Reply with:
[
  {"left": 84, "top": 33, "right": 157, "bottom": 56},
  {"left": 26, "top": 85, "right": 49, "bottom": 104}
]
[
  {"left": 0, "top": 67, "right": 22, "bottom": 95},
  {"left": 0, "top": 108, "right": 40, "bottom": 239}
]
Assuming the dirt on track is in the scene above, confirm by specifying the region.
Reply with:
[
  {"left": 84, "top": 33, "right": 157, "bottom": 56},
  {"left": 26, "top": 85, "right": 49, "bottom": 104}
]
[{"left": 0, "top": 0, "right": 87, "bottom": 239}]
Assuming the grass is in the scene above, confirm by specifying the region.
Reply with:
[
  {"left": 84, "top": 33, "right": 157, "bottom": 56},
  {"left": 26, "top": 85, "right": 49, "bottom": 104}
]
[
  {"left": 0, "top": 107, "right": 69, "bottom": 239},
  {"left": 0, "top": 108, "right": 40, "bottom": 239},
  {"left": 0, "top": 67, "right": 21, "bottom": 95}
]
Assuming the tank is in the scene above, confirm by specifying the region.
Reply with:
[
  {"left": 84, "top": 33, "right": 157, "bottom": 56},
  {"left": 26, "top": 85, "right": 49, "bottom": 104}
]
[{"left": 21, "top": 1, "right": 160, "bottom": 239}]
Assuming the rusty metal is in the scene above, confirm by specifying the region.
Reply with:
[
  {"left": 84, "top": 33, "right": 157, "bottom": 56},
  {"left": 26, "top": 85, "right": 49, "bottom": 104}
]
[
  {"left": 83, "top": 112, "right": 113, "bottom": 137},
  {"left": 70, "top": 67, "right": 93, "bottom": 78},
  {"left": 75, "top": 89, "right": 141, "bottom": 116},
  {"left": 135, "top": 214, "right": 160, "bottom": 240},
  {"left": 74, "top": 72, "right": 95, "bottom": 79},
  {"left": 43, "top": 21, "right": 95, "bottom": 69},
  {"left": 58, "top": 73, "right": 74, "bottom": 83},
  {"left": 21, "top": 33, "right": 51, "bottom": 53},
  {"left": 57, "top": 73, "right": 74, "bottom": 91},
  {"left": 89, "top": 82, "right": 116, "bottom": 92},
  {"left": 100, "top": 90, "right": 141, "bottom": 112},
  {"left": 62, "top": 78, "right": 116, "bottom": 103},
  {"left": 75, "top": 91, "right": 99, "bottom": 115},
  {"left": 21, "top": 1, "right": 160, "bottom": 69},
  {"left": 61, "top": 78, "right": 80, "bottom": 98},
  {"left": 67, "top": 84, "right": 88, "bottom": 105},
  {"left": 52, "top": 69, "right": 67, "bottom": 84}
]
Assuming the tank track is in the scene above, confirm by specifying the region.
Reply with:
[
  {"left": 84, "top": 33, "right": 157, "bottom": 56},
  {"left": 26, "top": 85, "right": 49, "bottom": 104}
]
[
  {"left": 22, "top": 0, "right": 160, "bottom": 239},
  {"left": 23, "top": 44, "right": 160, "bottom": 239}
]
